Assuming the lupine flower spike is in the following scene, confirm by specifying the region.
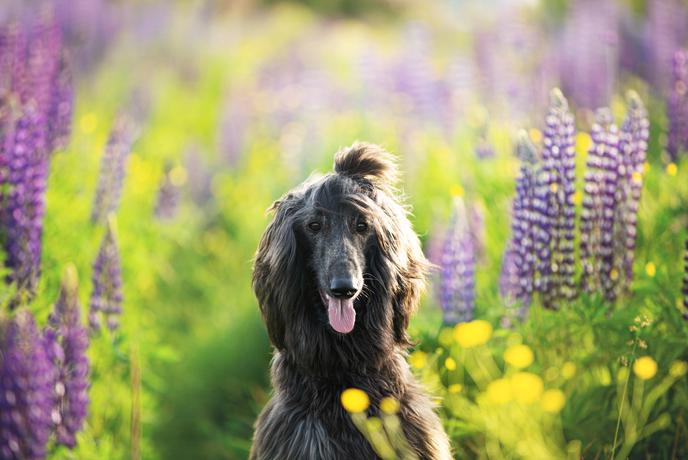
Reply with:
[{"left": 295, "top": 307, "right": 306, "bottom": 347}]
[
  {"left": 1, "top": 18, "right": 72, "bottom": 299},
  {"left": 89, "top": 215, "right": 123, "bottom": 332},
  {"left": 44, "top": 264, "right": 90, "bottom": 448},
  {"left": 580, "top": 109, "right": 620, "bottom": 297},
  {"left": 534, "top": 88, "right": 577, "bottom": 308},
  {"left": 666, "top": 49, "right": 687, "bottom": 161},
  {"left": 616, "top": 91, "right": 649, "bottom": 295},
  {"left": 0, "top": 311, "right": 56, "bottom": 460},
  {"left": 439, "top": 195, "right": 477, "bottom": 324},
  {"left": 501, "top": 130, "right": 538, "bottom": 318}
]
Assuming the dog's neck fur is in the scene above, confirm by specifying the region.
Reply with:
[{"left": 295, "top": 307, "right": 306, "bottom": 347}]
[{"left": 273, "top": 347, "right": 410, "bottom": 400}]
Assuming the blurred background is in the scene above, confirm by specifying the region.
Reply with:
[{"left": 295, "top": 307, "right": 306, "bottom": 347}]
[{"left": 1, "top": 0, "right": 688, "bottom": 459}]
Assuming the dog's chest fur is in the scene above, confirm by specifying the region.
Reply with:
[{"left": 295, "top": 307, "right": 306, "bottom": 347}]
[{"left": 250, "top": 352, "right": 452, "bottom": 460}]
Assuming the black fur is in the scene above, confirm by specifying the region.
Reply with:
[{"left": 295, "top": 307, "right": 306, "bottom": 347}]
[{"left": 251, "top": 143, "right": 452, "bottom": 459}]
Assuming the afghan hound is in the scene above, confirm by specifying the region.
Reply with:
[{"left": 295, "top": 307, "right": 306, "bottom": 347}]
[{"left": 250, "top": 143, "right": 452, "bottom": 459}]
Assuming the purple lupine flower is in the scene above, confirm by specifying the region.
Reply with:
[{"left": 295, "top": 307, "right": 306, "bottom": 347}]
[
  {"left": 647, "top": 0, "right": 688, "bottom": 94},
  {"left": 616, "top": 91, "right": 649, "bottom": 295},
  {"left": 46, "top": 54, "right": 73, "bottom": 153},
  {"left": 439, "top": 196, "right": 477, "bottom": 324},
  {"left": 90, "top": 115, "right": 136, "bottom": 224},
  {"left": 501, "top": 131, "right": 538, "bottom": 317},
  {"left": 534, "top": 89, "right": 577, "bottom": 308},
  {"left": 154, "top": 165, "right": 179, "bottom": 220},
  {"left": 89, "top": 216, "right": 123, "bottom": 332},
  {"left": 45, "top": 265, "right": 89, "bottom": 448},
  {"left": 1, "top": 17, "right": 70, "bottom": 298},
  {"left": 557, "top": 0, "right": 618, "bottom": 108},
  {"left": 667, "top": 49, "right": 688, "bottom": 161},
  {"left": 0, "top": 311, "right": 57, "bottom": 460},
  {"left": 580, "top": 109, "right": 620, "bottom": 297}
]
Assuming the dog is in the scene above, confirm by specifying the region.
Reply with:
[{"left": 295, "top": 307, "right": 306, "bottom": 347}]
[{"left": 250, "top": 143, "right": 452, "bottom": 459}]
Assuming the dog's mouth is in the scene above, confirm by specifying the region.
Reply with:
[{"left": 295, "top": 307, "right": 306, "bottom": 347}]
[{"left": 319, "top": 290, "right": 356, "bottom": 334}]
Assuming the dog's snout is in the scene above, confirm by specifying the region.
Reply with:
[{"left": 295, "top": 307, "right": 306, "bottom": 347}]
[{"left": 330, "top": 277, "right": 357, "bottom": 299}]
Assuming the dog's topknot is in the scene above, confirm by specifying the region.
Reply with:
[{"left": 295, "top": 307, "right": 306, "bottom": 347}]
[{"left": 334, "top": 142, "right": 397, "bottom": 189}]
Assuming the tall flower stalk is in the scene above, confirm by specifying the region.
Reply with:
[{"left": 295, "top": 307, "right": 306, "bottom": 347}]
[
  {"left": 501, "top": 131, "right": 538, "bottom": 317},
  {"left": 439, "top": 196, "right": 477, "bottom": 324},
  {"left": 89, "top": 215, "right": 123, "bottom": 332},
  {"left": 44, "top": 265, "right": 89, "bottom": 448},
  {"left": 615, "top": 92, "right": 649, "bottom": 295},
  {"left": 534, "top": 88, "right": 577, "bottom": 308},
  {"left": 667, "top": 49, "right": 687, "bottom": 162},
  {"left": 580, "top": 109, "right": 620, "bottom": 297},
  {"left": 0, "top": 17, "right": 73, "bottom": 299},
  {"left": 0, "top": 311, "right": 56, "bottom": 460}
]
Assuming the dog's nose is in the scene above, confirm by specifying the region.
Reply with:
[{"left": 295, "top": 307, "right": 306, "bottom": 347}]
[{"left": 330, "top": 278, "right": 357, "bottom": 299}]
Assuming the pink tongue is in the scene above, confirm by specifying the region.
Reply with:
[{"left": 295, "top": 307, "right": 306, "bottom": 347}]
[{"left": 326, "top": 297, "right": 356, "bottom": 333}]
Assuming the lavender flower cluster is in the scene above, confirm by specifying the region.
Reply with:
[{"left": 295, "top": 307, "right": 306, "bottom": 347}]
[
  {"left": 90, "top": 92, "right": 148, "bottom": 224},
  {"left": 89, "top": 216, "right": 123, "bottom": 332},
  {"left": 1, "top": 268, "right": 90, "bottom": 459},
  {"left": 667, "top": 49, "right": 688, "bottom": 161},
  {"left": 500, "top": 131, "right": 538, "bottom": 317},
  {"left": 500, "top": 89, "right": 649, "bottom": 317},
  {"left": 0, "top": 12, "right": 125, "bottom": 457},
  {"left": 436, "top": 196, "right": 483, "bottom": 325},
  {"left": 0, "top": 17, "right": 73, "bottom": 298}
]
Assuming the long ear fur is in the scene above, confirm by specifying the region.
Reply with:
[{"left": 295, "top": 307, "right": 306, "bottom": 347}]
[
  {"left": 334, "top": 142, "right": 397, "bottom": 191},
  {"left": 252, "top": 195, "right": 305, "bottom": 350},
  {"left": 378, "top": 196, "right": 429, "bottom": 345}
]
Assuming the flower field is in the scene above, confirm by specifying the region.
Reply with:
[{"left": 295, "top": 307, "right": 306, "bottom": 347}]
[{"left": 1, "top": 0, "right": 688, "bottom": 459}]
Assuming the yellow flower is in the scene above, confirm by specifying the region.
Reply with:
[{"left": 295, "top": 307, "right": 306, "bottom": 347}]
[
  {"left": 666, "top": 163, "right": 678, "bottom": 176},
  {"left": 444, "top": 357, "right": 457, "bottom": 371},
  {"left": 450, "top": 184, "right": 464, "bottom": 197},
  {"left": 541, "top": 389, "right": 566, "bottom": 413},
  {"left": 633, "top": 356, "right": 658, "bottom": 380},
  {"left": 645, "top": 262, "right": 656, "bottom": 277},
  {"left": 670, "top": 361, "right": 688, "bottom": 378},
  {"left": 503, "top": 344, "right": 534, "bottom": 369},
  {"left": 448, "top": 384, "right": 463, "bottom": 394},
  {"left": 454, "top": 320, "right": 493, "bottom": 348},
  {"left": 380, "top": 396, "right": 400, "bottom": 414},
  {"left": 631, "top": 171, "right": 643, "bottom": 184},
  {"left": 79, "top": 113, "right": 98, "bottom": 133},
  {"left": 511, "top": 372, "right": 544, "bottom": 404},
  {"left": 486, "top": 378, "right": 513, "bottom": 405},
  {"left": 341, "top": 388, "right": 370, "bottom": 413},
  {"left": 409, "top": 350, "right": 428, "bottom": 369},
  {"left": 550, "top": 183, "right": 559, "bottom": 193},
  {"left": 561, "top": 362, "right": 576, "bottom": 379}
]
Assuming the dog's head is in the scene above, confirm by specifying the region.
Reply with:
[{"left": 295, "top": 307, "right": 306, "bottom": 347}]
[{"left": 253, "top": 143, "right": 427, "bottom": 359}]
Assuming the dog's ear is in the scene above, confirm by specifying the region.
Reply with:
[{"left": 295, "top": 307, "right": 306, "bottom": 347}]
[
  {"left": 334, "top": 142, "right": 397, "bottom": 191},
  {"left": 370, "top": 195, "right": 429, "bottom": 345},
  {"left": 252, "top": 195, "right": 303, "bottom": 350}
]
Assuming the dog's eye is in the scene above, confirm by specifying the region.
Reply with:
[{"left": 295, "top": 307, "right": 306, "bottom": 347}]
[
  {"left": 308, "top": 222, "right": 322, "bottom": 232},
  {"left": 355, "top": 221, "right": 368, "bottom": 233}
]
